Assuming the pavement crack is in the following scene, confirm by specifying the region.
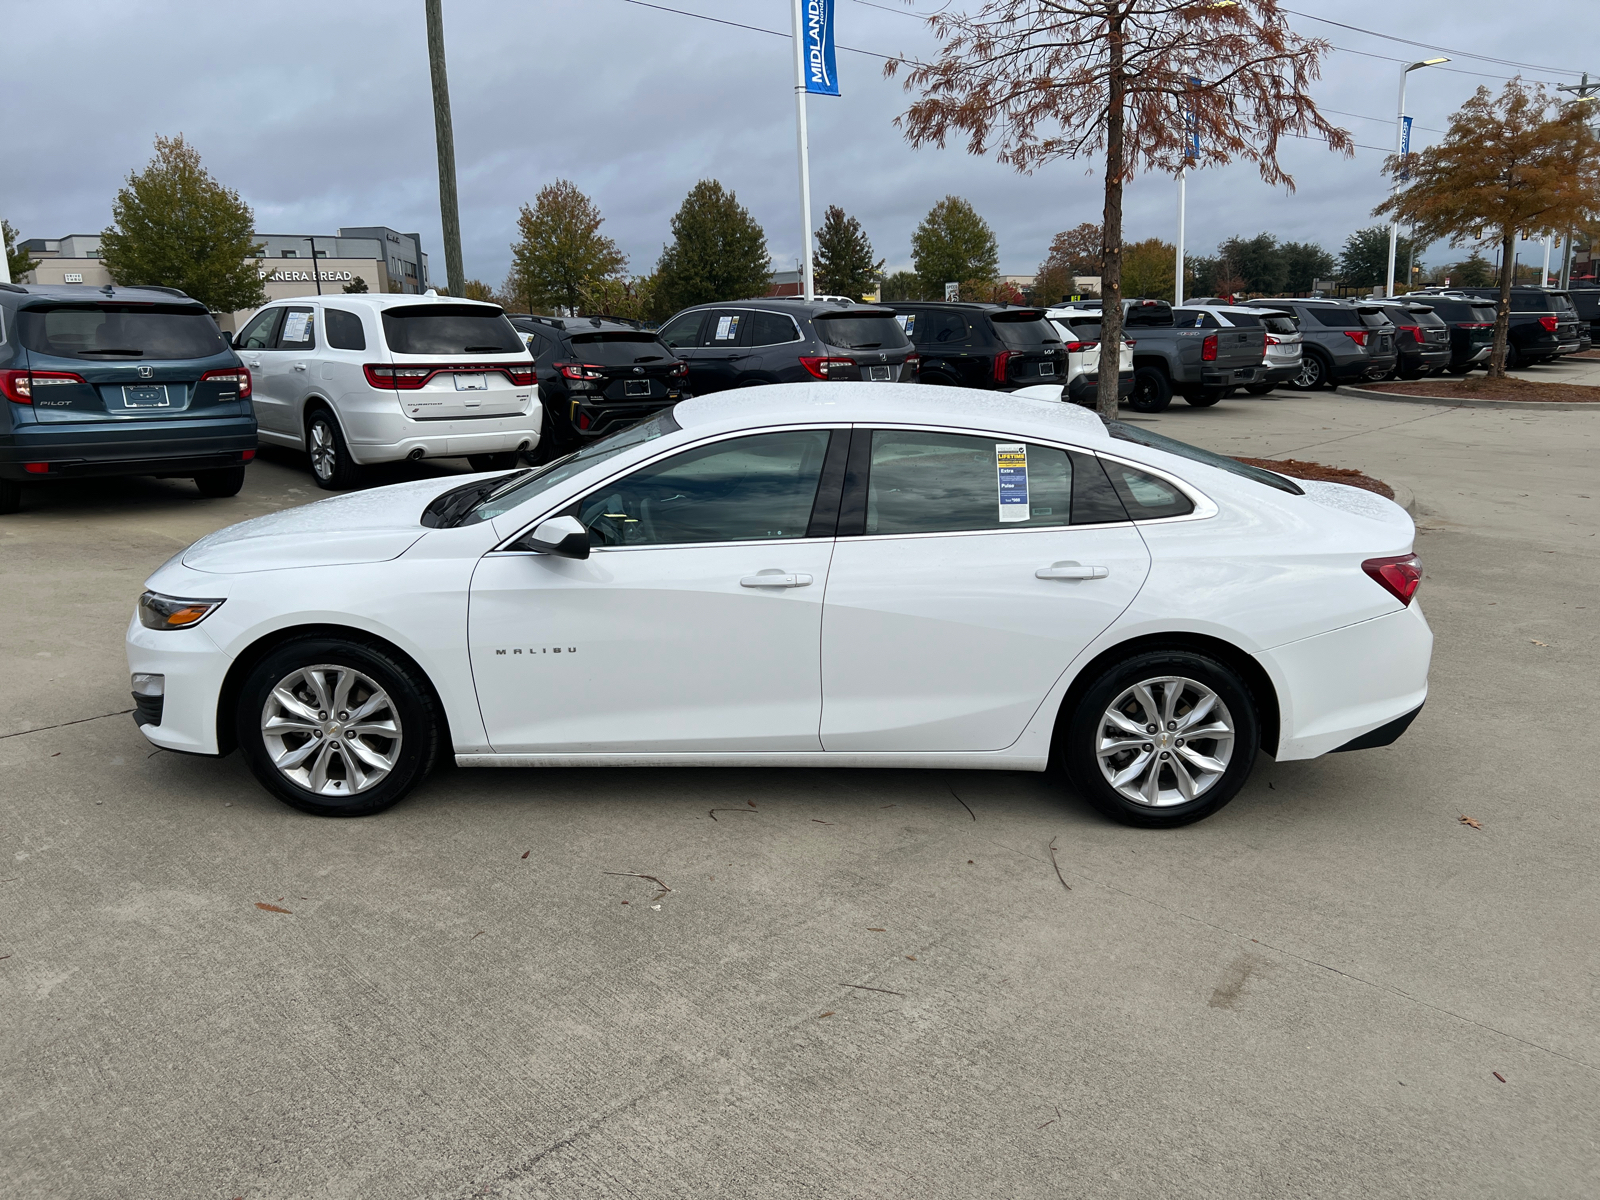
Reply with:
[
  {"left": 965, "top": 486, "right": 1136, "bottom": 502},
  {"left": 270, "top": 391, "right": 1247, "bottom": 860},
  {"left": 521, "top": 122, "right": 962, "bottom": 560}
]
[{"left": 0, "top": 708, "right": 135, "bottom": 741}]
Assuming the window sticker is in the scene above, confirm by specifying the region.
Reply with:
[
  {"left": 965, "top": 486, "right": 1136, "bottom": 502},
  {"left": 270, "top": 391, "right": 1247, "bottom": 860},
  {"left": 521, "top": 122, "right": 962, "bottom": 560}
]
[
  {"left": 281, "top": 311, "right": 312, "bottom": 343},
  {"left": 896, "top": 313, "right": 916, "bottom": 335},
  {"left": 714, "top": 314, "right": 741, "bottom": 341},
  {"left": 996, "top": 443, "right": 1029, "bottom": 523}
]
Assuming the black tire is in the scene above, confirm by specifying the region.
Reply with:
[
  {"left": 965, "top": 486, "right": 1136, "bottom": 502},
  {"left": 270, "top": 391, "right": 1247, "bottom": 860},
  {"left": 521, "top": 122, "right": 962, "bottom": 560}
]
[
  {"left": 194, "top": 465, "right": 246, "bottom": 498},
  {"left": 467, "top": 452, "right": 520, "bottom": 472},
  {"left": 1128, "top": 366, "right": 1172, "bottom": 413},
  {"left": 1061, "top": 649, "right": 1260, "bottom": 829},
  {"left": 1184, "top": 389, "right": 1225, "bottom": 407},
  {"left": 0, "top": 479, "right": 21, "bottom": 515},
  {"left": 1289, "top": 352, "right": 1327, "bottom": 391},
  {"left": 919, "top": 373, "right": 957, "bottom": 387},
  {"left": 1244, "top": 382, "right": 1275, "bottom": 396},
  {"left": 306, "top": 407, "right": 362, "bottom": 491},
  {"left": 236, "top": 636, "right": 442, "bottom": 817}
]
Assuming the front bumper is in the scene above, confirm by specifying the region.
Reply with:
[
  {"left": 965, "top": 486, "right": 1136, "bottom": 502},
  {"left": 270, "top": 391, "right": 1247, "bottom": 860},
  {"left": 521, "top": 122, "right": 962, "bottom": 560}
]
[{"left": 125, "top": 614, "right": 234, "bottom": 756}]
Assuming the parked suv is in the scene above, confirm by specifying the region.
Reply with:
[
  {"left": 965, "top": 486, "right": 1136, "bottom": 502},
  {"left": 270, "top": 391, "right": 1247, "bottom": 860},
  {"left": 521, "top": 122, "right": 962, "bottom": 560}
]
[
  {"left": 1399, "top": 292, "right": 1497, "bottom": 374},
  {"left": 1414, "top": 286, "right": 1582, "bottom": 367},
  {"left": 232, "top": 293, "right": 538, "bottom": 489},
  {"left": 1046, "top": 308, "right": 1135, "bottom": 403},
  {"left": 1568, "top": 284, "right": 1600, "bottom": 343},
  {"left": 0, "top": 283, "right": 256, "bottom": 515},
  {"left": 890, "top": 302, "right": 1065, "bottom": 390},
  {"left": 1239, "top": 299, "right": 1398, "bottom": 390},
  {"left": 1364, "top": 299, "right": 1452, "bottom": 378},
  {"left": 654, "top": 299, "right": 918, "bottom": 394},
  {"left": 510, "top": 315, "right": 689, "bottom": 463}
]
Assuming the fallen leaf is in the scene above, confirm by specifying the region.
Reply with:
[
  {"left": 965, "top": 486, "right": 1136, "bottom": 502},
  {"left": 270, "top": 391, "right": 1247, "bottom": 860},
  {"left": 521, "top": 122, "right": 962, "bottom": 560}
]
[
  {"left": 967, "top": 860, "right": 974, "bottom": 864},
  {"left": 747, "top": 799, "right": 757, "bottom": 808},
  {"left": 906, "top": 955, "right": 916, "bottom": 961},
  {"left": 812, "top": 819, "right": 835, "bottom": 825},
  {"left": 521, "top": 850, "right": 530, "bottom": 859},
  {"left": 1531, "top": 639, "right": 1549, "bottom": 647},
  {"left": 49, "top": 752, "right": 59, "bottom": 757},
  {"left": 818, "top": 1011, "right": 834, "bottom": 1018},
  {"left": 1459, "top": 815, "right": 1483, "bottom": 830},
  {"left": 867, "top": 927, "right": 886, "bottom": 932},
  {"left": 254, "top": 903, "right": 292, "bottom": 914},
  {"left": 621, "top": 900, "right": 629, "bottom": 905},
  {"left": 470, "top": 930, "right": 485, "bottom": 940},
  {"left": 1493, "top": 1071, "right": 1506, "bottom": 1083}
]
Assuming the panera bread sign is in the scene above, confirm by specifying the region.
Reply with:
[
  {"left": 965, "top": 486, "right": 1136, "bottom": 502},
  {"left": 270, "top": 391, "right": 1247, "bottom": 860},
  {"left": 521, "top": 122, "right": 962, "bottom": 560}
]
[{"left": 256, "top": 261, "right": 356, "bottom": 283}]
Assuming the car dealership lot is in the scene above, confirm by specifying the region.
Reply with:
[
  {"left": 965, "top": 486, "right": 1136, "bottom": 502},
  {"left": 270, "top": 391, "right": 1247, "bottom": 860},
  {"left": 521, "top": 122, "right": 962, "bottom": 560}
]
[{"left": 3, "top": 395, "right": 1597, "bottom": 1198}]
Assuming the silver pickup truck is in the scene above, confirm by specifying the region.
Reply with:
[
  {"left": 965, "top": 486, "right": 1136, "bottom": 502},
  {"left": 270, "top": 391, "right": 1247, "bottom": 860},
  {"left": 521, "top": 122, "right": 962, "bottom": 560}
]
[{"left": 1053, "top": 299, "right": 1267, "bottom": 413}]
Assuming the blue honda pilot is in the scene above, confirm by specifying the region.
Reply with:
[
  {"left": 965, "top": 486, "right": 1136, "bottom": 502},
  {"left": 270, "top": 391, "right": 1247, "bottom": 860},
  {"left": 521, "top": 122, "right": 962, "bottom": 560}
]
[{"left": 0, "top": 283, "right": 257, "bottom": 514}]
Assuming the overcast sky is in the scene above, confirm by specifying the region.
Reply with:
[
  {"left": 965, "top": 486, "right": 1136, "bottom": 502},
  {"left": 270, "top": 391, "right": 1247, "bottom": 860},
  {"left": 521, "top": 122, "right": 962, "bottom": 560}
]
[{"left": 5, "top": 0, "right": 1591, "bottom": 286}]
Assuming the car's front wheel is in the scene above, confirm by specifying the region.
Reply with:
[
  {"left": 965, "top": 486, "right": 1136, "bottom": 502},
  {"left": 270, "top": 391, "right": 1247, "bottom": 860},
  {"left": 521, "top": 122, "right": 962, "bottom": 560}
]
[
  {"left": 1062, "top": 650, "right": 1260, "bottom": 828},
  {"left": 307, "top": 409, "right": 362, "bottom": 491},
  {"left": 194, "top": 466, "right": 246, "bottom": 498},
  {"left": 237, "top": 637, "right": 441, "bottom": 817}
]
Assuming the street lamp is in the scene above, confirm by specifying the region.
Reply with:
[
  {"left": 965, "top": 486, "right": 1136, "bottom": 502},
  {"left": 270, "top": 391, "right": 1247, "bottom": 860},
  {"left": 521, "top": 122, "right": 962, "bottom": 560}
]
[{"left": 1386, "top": 57, "right": 1449, "bottom": 297}]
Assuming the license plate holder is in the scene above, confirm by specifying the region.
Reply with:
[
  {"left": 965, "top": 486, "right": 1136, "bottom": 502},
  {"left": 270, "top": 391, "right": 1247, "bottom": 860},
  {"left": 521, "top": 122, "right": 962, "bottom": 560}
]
[
  {"left": 1037, "top": 361, "right": 1056, "bottom": 376},
  {"left": 624, "top": 379, "right": 652, "bottom": 397},
  {"left": 122, "top": 384, "right": 171, "bottom": 408},
  {"left": 867, "top": 365, "right": 893, "bottom": 382},
  {"left": 453, "top": 373, "right": 487, "bottom": 392}
]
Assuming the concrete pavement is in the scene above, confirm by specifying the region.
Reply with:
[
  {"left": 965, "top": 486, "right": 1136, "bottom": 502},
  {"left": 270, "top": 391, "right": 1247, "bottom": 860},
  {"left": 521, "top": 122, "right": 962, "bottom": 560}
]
[{"left": 2, "top": 396, "right": 1597, "bottom": 1199}]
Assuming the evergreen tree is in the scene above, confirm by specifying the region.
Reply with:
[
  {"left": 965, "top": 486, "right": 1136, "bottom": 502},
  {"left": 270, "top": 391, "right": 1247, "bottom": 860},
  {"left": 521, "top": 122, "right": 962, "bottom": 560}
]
[
  {"left": 654, "top": 180, "right": 772, "bottom": 312},
  {"left": 911, "top": 196, "right": 998, "bottom": 296},
  {"left": 99, "top": 134, "right": 265, "bottom": 312},
  {"left": 814, "top": 206, "right": 885, "bottom": 298},
  {"left": 1279, "top": 240, "right": 1336, "bottom": 293},
  {"left": 4, "top": 221, "right": 39, "bottom": 281},
  {"left": 880, "top": 270, "right": 924, "bottom": 302},
  {"left": 1216, "top": 233, "right": 1285, "bottom": 295},
  {"left": 341, "top": 275, "right": 370, "bottom": 294},
  {"left": 1338, "top": 226, "right": 1422, "bottom": 293},
  {"left": 507, "top": 180, "right": 627, "bottom": 315},
  {"left": 1121, "top": 238, "right": 1176, "bottom": 300},
  {"left": 1447, "top": 253, "right": 1495, "bottom": 287}
]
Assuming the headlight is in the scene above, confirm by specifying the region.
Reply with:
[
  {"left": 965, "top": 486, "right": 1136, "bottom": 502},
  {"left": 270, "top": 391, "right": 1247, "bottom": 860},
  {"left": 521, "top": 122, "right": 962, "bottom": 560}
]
[{"left": 138, "top": 591, "right": 224, "bottom": 630}]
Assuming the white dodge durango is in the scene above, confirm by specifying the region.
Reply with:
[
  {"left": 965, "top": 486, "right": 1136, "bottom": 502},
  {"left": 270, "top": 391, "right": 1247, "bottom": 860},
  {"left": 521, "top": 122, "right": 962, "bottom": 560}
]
[{"left": 231, "top": 293, "right": 540, "bottom": 488}]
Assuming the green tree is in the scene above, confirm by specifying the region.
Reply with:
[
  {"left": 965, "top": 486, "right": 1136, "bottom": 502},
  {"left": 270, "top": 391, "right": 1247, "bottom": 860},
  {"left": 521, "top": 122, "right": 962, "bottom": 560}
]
[
  {"left": 1035, "top": 221, "right": 1102, "bottom": 302},
  {"left": 4, "top": 221, "right": 39, "bottom": 281},
  {"left": 1280, "top": 240, "right": 1335, "bottom": 293},
  {"left": 507, "top": 180, "right": 626, "bottom": 315},
  {"left": 461, "top": 279, "right": 496, "bottom": 302},
  {"left": 1445, "top": 253, "right": 1494, "bottom": 287},
  {"left": 342, "top": 275, "right": 370, "bottom": 294},
  {"left": 814, "top": 206, "right": 885, "bottom": 299},
  {"left": 98, "top": 134, "right": 265, "bottom": 312},
  {"left": 653, "top": 180, "right": 771, "bottom": 313},
  {"left": 911, "top": 197, "right": 998, "bottom": 296},
  {"left": 578, "top": 274, "right": 667, "bottom": 323},
  {"left": 880, "top": 270, "right": 924, "bottom": 302},
  {"left": 1122, "top": 238, "right": 1176, "bottom": 301},
  {"left": 1338, "top": 226, "right": 1422, "bottom": 292},
  {"left": 1217, "top": 233, "right": 1285, "bottom": 295}
]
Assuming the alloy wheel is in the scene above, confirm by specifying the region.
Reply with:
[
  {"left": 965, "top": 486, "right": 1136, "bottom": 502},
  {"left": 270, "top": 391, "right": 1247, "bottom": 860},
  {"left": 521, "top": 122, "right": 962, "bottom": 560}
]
[
  {"left": 260, "top": 664, "right": 403, "bottom": 796},
  {"left": 309, "top": 418, "right": 337, "bottom": 482},
  {"left": 1293, "top": 357, "right": 1322, "bottom": 389},
  {"left": 1095, "top": 675, "right": 1235, "bottom": 807}
]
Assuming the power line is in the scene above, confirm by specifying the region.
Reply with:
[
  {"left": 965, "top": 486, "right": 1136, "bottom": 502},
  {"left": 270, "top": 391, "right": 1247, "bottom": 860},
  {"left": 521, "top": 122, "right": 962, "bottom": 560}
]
[
  {"left": 1323, "top": 41, "right": 1559, "bottom": 84},
  {"left": 617, "top": 0, "right": 892, "bottom": 59},
  {"left": 1283, "top": 8, "right": 1585, "bottom": 77},
  {"left": 1318, "top": 106, "right": 1445, "bottom": 136}
]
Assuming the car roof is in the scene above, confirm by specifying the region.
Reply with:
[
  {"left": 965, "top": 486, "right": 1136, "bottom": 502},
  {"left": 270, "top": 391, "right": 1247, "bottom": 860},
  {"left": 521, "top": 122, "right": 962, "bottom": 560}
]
[
  {"left": 2, "top": 282, "right": 205, "bottom": 309},
  {"left": 278, "top": 292, "right": 503, "bottom": 312},
  {"left": 675, "top": 298, "right": 892, "bottom": 316},
  {"left": 1182, "top": 303, "right": 1290, "bottom": 315}
]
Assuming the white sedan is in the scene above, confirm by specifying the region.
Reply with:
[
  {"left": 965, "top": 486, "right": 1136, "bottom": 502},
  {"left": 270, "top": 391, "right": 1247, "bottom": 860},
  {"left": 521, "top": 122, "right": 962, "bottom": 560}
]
[{"left": 125, "top": 384, "right": 1431, "bottom": 828}]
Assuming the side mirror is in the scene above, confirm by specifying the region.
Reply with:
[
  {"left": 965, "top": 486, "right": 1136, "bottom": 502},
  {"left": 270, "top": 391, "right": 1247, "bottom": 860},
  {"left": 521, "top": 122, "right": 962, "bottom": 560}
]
[{"left": 523, "top": 515, "right": 590, "bottom": 560}]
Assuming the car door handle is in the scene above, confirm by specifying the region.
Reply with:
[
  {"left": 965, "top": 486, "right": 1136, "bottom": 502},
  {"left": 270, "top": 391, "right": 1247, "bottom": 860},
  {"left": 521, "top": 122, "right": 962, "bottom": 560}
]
[
  {"left": 293, "top": 362, "right": 308, "bottom": 371},
  {"left": 245, "top": 356, "right": 261, "bottom": 367},
  {"left": 1036, "top": 563, "right": 1109, "bottom": 580},
  {"left": 740, "top": 572, "right": 813, "bottom": 588}
]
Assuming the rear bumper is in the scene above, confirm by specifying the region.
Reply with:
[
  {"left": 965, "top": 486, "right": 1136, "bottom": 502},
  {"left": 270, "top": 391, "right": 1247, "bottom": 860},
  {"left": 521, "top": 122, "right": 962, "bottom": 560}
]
[
  {"left": 1265, "top": 362, "right": 1303, "bottom": 383},
  {"left": 0, "top": 415, "right": 257, "bottom": 481},
  {"left": 1334, "top": 355, "right": 1398, "bottom": 381},
  {"left": 1399, "top": 345, "right": 1452, "bottom": 372},
  {"left": 1200, "top": 365, "right": 1263, "bottom": 386},
  {"left": 1066, "top": 370, "right": 1135, "bottom": 402}
]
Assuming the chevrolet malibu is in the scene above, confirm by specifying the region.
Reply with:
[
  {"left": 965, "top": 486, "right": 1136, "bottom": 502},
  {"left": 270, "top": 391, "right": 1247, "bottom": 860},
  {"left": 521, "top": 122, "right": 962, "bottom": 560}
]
[{"left": 126, "top": 385, "right": 1432, "bottom": 828}]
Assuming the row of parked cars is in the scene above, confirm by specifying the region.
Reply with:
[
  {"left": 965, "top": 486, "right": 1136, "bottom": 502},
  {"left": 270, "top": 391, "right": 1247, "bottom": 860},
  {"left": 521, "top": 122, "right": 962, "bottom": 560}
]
[{"left": 1, "top": 280, "right": 1591, "bottom": 511}]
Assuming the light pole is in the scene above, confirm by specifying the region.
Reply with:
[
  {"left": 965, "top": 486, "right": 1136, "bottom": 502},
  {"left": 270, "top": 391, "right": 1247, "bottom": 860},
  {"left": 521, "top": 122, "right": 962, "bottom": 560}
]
[
  {"left": 1386, "top": 57, "right": 1449, "bottom": 298},
  {"left": 790, "top": 0, "right": 815, "bottom": 303},
  {"left": 1555, "top": 76, "right": 1600, "bottom": 288}
]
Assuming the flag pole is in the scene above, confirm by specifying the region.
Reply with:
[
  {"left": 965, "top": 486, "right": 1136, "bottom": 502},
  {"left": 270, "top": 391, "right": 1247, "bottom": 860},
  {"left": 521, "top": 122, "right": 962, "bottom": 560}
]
[{"left": 791, "top": 0, "right": 815, "bottom": 302}]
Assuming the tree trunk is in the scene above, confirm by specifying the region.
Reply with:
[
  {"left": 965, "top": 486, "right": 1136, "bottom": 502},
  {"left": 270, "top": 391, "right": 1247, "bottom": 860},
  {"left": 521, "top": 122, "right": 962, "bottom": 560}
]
[
  {"left": 1096, "top": 6, "right": 1126, "bottom": 421},
  {"left": 1487, "top": 228, "right": 1516, "bottom": 379}
]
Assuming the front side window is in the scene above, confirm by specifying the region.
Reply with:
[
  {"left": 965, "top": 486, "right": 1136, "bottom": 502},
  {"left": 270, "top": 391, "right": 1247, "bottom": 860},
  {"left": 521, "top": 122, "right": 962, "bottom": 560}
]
[
  {"left": 905, "top": 310, "right": 968, "bottom": 345},
  {"left": 235, "top": 308, "right": 282, "bottom": 350},
  {"left": 20, "top": 305, "right": 230, "bottom": 360},
  {"left": 380, "top": 305, "right": 523, "bottom": 355},
  {"left": 324, "top": 307, "right": 366, "bottom": 351},
  {"left": 277, "top": 307, "right": 316, "bottom": 350},
  {"left": 656, "top": 311, "right": 704, "bottom": 350},
  {"left": 579, "top": 429, "right": 832, "bottom": 547},
  {"left": 864, "top": 431, "right": 1075, "bottom": 535}
]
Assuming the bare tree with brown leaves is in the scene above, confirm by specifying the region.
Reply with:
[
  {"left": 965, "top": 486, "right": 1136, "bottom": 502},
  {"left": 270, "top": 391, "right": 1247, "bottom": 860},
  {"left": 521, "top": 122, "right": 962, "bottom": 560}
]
[
  {"left": 887, "top": 0, "right": 1349, "bottom": 417},
  {"left": 1376, "top": 79, "right": 1600, "bottom": 378}
]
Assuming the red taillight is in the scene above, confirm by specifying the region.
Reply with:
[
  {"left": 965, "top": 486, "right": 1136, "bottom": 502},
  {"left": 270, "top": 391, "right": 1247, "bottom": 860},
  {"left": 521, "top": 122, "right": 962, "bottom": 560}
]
[
  {"left": 1124, "top": 339, "right": 1136, "bottom": 348},
  {"left": 577, "top": 411, "right": 591, "bottom": 430},
  {"left": 1538, "top": 315, "right": 1558, "bottom": 332},
  {"left": 364, "top": 363, "right": 527, "bottom": 390},
  {"left": 1395, "top": 324, "right": 1422, "bottom": 343},
  {"left": 0, "top": 369, "right": 86, "bottom": 403},
  {"left": 1201, "top": 334, "right": 1218, "bottom": 362},
  {"left": 365, "top": 364, "right": 396, "bottom": 388},
  {"left": 1342, "top": 330, "right": 1370, "bottom": 347},
  {"left": 669, "top": 361, "right": 689, "bottom": 377},
  {"left": 200, "top": 367, "right": 252, "bottom": 399},
  {"left": 993, "top": 350, "right": 1013, "bottom": 382},
  {"left": 24, "top": 462, "right": 51, "bottom": 474},
  {"left": 902, "top": 353, "right": 920, "bottom": 371},
  {"left": 556, "top": 361, "right": 604, "bottom": 381},
  {"left": 1363, "top": 553, "right": 1422, "bottom": 606},
  {"left": 1064, "top": 341, "right": 1097, "bottom": 353},
  {"left": 1266, "top": 335, "right": 1280, "bottom": 346},
  {"left": 506, "top": 366, "right": 534, "bottom": 387},
  {"left": 1460, "top": 322, "right": 1493, "bottom": 329},
  {"left": 798, "top": 355, "right": 853, "bottom": 380},
  {"left": 241, "top": 450, "right": 256, "bottom": 462}
]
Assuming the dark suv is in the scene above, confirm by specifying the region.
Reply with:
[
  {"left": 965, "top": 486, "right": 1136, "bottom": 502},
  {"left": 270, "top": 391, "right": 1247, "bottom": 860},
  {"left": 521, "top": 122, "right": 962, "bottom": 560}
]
[
  {"left": 1400, "top": 293, "right": 1497, "bottom": 374},
  {"left": 891, "top": 302, "right": 1066, "bottom": 390},
  {"left": 1418, "top": 287, "right": 1582, "bottom": 366},
  {"left": 510, "top": 315, "right": 688, "bottom": 463},
  {"left": 1364, "top": 300, "right": 1452, "bottom": 378},
  {"left": 654, "top": 299, "right": 917, "bottom": 393},
  {"left": 0, "top": 284, "right": 256, "bottom": 514}
]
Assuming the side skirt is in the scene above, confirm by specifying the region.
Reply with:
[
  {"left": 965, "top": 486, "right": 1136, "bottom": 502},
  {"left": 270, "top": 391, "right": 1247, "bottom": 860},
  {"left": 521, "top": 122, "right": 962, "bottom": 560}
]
[{"left": 455, "top": 751, "right": 1050, "bottom": 772}]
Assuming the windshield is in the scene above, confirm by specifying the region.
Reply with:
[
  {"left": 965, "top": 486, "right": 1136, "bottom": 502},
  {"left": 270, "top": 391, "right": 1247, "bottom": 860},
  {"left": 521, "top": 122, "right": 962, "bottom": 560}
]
[
  {"left": 566, "top": 332, "right": 673, "bottom": 364},
  {"left": 1107, "top": 421, "right": 1304, "bottom": 495},
  {"left": 18, "top": 305, "right": 228, "bottom": 360},
  {"left": 427, "top": 411, "right": 683, "bottom": 528},
  {"left": 813, "top": 313, "right": 911, "bottom": 351},
  {"left": 990, "top": 312, "right": 1061, "bottom": 348},
  {"left": 381, "top": 305, "right": 524, "bottom": 355}
]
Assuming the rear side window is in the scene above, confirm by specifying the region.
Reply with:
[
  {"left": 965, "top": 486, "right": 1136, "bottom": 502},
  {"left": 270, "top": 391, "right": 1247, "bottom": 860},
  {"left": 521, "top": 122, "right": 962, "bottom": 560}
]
[
  {"left": 566, "top": 331, "right": 672, "bottom": 364},
  {"left": 380, "top": 305, "right": 523, "bottom": 355},
  {"left": 325, "top": 308, "right": 366, "bottom": 351},
  {"left": 865, "top": 431, "right": 1074, "bottom": 534},
  {"left": 989, "top": 313, "right": 1061, "bottom": 348},
  {"left": 656, "top": 311, "right": 703, "bottom": 350},
  {"left": 1102, "top": 461, "right": 1195, "bottom": 520},
  {"left": 903, "top": 310, "right": 967, "bottom": 345},
  {"left": 1309, "top": 307, "right": 1363, "bottom": 328},
  {"left": 1510, "top": 292, "right": 1555, "bottom": 312},
  {"left": 747, "top": 311, "right": 801, "bottom": 346},
  {"left": 705, "top": 311, "right": 745, "bottom": 344},
  {"left": 19, "top": 305, "right": 230, "bottom": 361},
  {"left": 1108, "top": 420, "right": 1302, "bottom": 495},
  {"left": 813, "top": 312, "right": 911, "bottom": 350}
]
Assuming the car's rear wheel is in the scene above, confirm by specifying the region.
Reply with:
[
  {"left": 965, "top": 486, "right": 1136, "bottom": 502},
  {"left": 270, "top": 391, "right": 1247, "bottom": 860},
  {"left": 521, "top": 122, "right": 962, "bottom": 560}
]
[
  {"left": 194, "top": 466, "right": 246, "bottom": 498},
  {"left": 1128, "top": 366, "right": 1172, "bottom": 413},
  {"left": 1289, "top": 353, "right": 1326, "bottom": 391},
  {"left": 1062, "top": 650, "right": 1260, "bottom": 828},
  {"left": 237, "top": 637, "right": 441, "bottom": 817},
  {"left": 467, "top": 453, "right": 519, "bottom": 472},
  {"left": 307, "top": 408, "right": 362, "bottom": 491},
  {"left": 1244, "top": 382, "right": 1275, "bottom": 396},
  {"left": 1184, "top": 389, "right": 1225, "bottom": 407},
  {"left": 0, "top": 479, "right": 21, "bottom": 515}
]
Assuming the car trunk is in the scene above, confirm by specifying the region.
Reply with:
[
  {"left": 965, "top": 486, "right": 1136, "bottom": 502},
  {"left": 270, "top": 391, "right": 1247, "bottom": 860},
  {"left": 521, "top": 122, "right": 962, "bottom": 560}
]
[
  {"left": 990, "top": 309, "right": 1067, "bottom": 384},
  {"left": 566, "top": 331, "right": 687, "bottom": 403},
  {"left": 813, "top": 311, "right": 916, "bottom": 380},
  {"left": 14, "top": 303, "right": 241, "bottom": 423},
  {"left": 378, "top": 304, "right": 533, "bottom": 420}
]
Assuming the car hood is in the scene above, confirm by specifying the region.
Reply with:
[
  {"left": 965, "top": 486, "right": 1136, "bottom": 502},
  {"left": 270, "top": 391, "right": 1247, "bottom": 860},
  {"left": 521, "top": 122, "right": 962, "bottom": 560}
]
[{"left": 179, "top": 476, "right": 467, "bottom": 574}]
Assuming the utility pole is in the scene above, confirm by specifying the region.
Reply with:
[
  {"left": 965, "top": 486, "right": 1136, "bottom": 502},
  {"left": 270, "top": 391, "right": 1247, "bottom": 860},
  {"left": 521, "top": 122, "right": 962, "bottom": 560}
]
[
  {"left": 0, "top": 221, "right": 10, "bottom": 285},
  {"left": 1556, "top": 73, "right": 1600, "bottom": 289},
  {"left": 425, "top": 0, "right": 464, "bottom": 297},
  {"left": 790, "top": 0, "right": 815, "bottom": 303},
  {"left": 1387, "top": 58, "right": 1448, "bottom": 297}
]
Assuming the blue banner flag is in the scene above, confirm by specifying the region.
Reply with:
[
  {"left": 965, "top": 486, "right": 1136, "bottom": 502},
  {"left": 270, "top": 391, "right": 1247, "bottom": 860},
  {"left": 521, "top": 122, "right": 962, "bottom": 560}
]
[
  {"left": 1399, "top": 115, "right": 1413, "bottom": 180},
  {"left": 804, "top": 0, "right": 839, "bottom": 96}
]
